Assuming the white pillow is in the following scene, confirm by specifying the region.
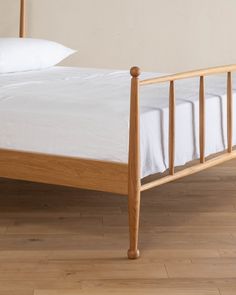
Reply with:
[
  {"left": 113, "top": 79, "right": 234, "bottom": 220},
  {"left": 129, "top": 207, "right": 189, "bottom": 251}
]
[{"left": 0, "top": 38, "right": 76, "bottom": 73}]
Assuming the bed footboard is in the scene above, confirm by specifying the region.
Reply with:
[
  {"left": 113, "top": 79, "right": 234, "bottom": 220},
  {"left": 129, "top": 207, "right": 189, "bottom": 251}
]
[{"left": 127, "top": 64, "right": 236, "bottom": 259}]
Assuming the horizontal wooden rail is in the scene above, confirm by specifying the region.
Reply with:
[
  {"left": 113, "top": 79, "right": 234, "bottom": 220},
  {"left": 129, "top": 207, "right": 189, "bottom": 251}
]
[
  {"left": 140, "top": 64, "right": 236, "bottom": 86},
  {"left": 0, "top": 148, "right": 128, "bottom": 195},
  {"left": 141, "top": 150, "right": 236, "bottom": 192}
]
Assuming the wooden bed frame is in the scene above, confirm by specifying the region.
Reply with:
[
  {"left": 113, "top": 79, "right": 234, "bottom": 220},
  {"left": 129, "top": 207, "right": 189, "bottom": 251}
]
[{"left": 1, "top": 0, "right": 236, "bottom": 259}]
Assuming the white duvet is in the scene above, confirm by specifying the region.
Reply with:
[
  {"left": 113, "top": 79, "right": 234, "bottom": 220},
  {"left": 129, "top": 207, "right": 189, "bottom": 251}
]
[{"left": 0, "top": 66, "right": 235, "bottom": 178}]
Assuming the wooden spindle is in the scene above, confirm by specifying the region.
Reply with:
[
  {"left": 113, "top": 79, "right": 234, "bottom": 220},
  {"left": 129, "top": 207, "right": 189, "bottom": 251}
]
[
  {"left": 169, "top": 81, "right": 175, "bottom": 175},
  {"left": 19, "top": 0, "right": 26, "bottom": 38},
  {"left": 227, "top": 72, "right": 233, "bottom": 153},
  {"left": 199, "top": 76, "right": 205, "bottom": 163}
]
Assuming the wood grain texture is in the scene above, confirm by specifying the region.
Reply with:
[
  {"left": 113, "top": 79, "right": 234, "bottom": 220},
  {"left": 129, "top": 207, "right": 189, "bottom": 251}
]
[
  {"left": 0, "top": 149, "right": 128, "bottom": 195},
  {"left": 199, "top": 76, "right": 205, "bottom": 163},
  {"left": 1, "top": 158, "right": 236, "bottom": 294},
  {"left": 140, "top": 64, "right": 236, "bottom": 85},
  {"left": 19, "top": 0, "right": 25, "bottom": 37},
  {"left": 127, "top": 67, "right": 141, "bottom": 259}
]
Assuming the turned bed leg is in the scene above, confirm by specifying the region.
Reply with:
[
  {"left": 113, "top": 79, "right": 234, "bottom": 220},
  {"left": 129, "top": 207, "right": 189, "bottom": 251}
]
[
  {"left": 128, "top": 66, "right": 141, "bottom": 259},
  {"left": 128, "top": 179, "right": 141, "bottom": 259}
]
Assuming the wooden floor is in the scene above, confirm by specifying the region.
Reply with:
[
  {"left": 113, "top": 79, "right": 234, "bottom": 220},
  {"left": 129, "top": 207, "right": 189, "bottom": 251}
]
[{"left": 0, "top": 159, "right": 236, "bottom": 295}]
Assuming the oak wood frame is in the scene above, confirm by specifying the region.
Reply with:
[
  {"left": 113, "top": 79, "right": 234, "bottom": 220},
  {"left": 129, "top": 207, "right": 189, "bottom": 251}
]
[
  {"left": 19, "top": 0, "right": 25, "bottom": 37},
  {"left": 0, "top": 0, "right": 235, "bottom": 259}
]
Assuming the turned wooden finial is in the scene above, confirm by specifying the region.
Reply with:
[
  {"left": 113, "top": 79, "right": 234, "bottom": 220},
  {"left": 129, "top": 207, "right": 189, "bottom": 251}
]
[{"left": 130, "top": 66, "right": 141, "bottom": 78}]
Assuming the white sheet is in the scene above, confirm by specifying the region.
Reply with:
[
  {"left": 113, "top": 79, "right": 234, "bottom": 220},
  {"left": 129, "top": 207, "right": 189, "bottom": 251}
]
[{"left": 0, "top": 66, "right": 235, "bottom": 178}]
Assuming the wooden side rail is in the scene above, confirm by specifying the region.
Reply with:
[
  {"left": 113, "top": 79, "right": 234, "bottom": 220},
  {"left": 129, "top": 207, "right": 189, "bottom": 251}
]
[
  {"left": 140, "top": 64, "right": 236, "bottom": 85},
  {"left": 139, "top": 65, "right": 235, "bottom": 182},
  {"left": 0, "top": 149, "right": 128, "bottom": 195},
  {"left": 141, "top": 66, "right": 236, "bottom": 191},
  {"left": 141, "top": 150, "right": 236, "bottom": 192}
]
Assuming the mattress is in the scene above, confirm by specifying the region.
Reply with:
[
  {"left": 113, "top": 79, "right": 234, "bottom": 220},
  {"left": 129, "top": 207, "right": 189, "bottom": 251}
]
[{"left": 0, "top": 66, "right": 235, "bottom": 178}]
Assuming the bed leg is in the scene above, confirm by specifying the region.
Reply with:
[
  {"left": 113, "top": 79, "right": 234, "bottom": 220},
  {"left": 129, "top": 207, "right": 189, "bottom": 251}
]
[
  {"left": 128, "top": 186, "right": 141, "bottom": 259},
  {"left": 127, "top": 66, "right": 141, "bottom": 259}
]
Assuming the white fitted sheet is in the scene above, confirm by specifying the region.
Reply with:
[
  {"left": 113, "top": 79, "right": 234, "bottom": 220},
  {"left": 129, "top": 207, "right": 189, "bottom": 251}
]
[{"left": 0, "top": 66, "right": 235, "bottom": 178}]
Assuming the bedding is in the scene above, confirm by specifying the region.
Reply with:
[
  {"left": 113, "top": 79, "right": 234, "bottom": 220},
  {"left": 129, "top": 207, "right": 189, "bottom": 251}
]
[
  {"left": 0, "top": 66, "right": 235, "bottom": 178},
  {"left": 0, "top": 38, "right": 75, "bottom": 73}
]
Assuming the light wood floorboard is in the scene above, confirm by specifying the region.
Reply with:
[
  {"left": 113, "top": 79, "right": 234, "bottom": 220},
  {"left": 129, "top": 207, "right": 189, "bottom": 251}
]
[{"left": 0, "top": 159, "right": 236, "bottom": 294}]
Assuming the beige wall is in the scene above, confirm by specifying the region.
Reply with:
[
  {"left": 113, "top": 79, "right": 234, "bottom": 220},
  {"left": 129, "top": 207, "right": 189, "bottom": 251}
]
[{"left": 0, "top": 0, "right": 236, "bottom": 72}]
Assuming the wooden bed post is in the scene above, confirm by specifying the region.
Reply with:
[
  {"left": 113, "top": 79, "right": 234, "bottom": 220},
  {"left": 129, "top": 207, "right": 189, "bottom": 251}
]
[
  {"left": 128, "top": 66, "right": 141, "bottom": 259},
  {"left": 19, "top": 0, "right": 26, "bottom": 38}
]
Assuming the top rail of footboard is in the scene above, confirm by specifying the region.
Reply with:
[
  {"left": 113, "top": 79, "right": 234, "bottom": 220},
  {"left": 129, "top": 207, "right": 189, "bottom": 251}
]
[{"left": 140, "top": 64, "right": 236, "bottom": 86}]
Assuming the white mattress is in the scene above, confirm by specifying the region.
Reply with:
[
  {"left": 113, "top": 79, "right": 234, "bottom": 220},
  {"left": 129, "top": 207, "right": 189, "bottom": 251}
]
[{"left": 0, "top": 66, "right": 235, "bottom": 178}]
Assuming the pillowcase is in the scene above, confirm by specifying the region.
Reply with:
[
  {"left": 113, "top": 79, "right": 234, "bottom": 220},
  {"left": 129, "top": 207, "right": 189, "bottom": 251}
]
[{"left": 0, "top": 38, "right": 76, "bottom": 74}]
